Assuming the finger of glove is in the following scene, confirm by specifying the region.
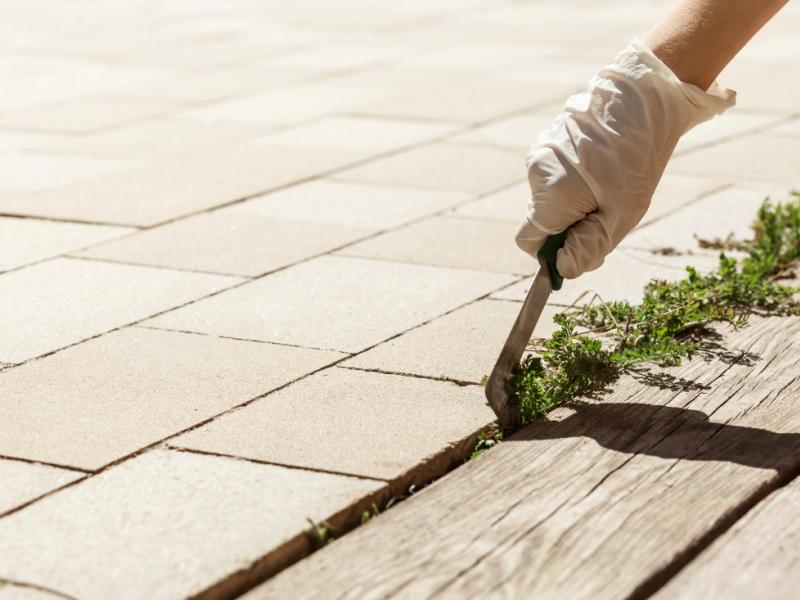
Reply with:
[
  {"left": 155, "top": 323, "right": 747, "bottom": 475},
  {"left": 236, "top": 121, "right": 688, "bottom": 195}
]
[{"left": 555, "top": 211, "right": 615, "bottom": 279}]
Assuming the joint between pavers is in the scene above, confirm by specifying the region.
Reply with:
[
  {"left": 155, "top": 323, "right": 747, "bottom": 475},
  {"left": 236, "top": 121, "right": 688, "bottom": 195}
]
[
  {"left": 0, "top": 577, "right": 78, "bottom": 600},
  {"left": 338, "top": 364, "right": 479, "bottom": 387},
  {"left": 165, "top": 445, "right": 391, "bottom": 484}
]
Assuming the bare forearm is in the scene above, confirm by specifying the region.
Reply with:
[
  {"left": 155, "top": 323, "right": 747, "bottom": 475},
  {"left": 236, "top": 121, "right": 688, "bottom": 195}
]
[{"left": 644, "top": 0, "right": 789, "bottom": 90}]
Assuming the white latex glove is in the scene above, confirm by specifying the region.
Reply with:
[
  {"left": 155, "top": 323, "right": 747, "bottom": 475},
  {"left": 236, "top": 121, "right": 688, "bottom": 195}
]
[{"left": 516, "top": 37, "right": 736, "bottom": 279}]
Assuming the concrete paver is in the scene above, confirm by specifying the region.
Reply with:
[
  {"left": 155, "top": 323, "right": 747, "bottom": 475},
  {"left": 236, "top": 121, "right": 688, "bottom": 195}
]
[
  {"left": 452, "top": 181, "right": 529, "bottom": 223},
  {"left": 75, "top": 212, "right": 370, "bottom": 277},
  {"left": 0, "top": 258, "right": 239, "bottom": 363},
  {"left": 252, "top": 115, "right": 454, "bottom": 153},
  {"left": 0, "top": 143, "right": 361, "bottom": 226},
  {"left": 345, "top": 299, "right": 563, "bottom": 384},
  {"left": 0, "top": 216, "right": 131, "bottom": 272},
  {"left": 0, "top": 449, "right": 382, "bottom": 600},
  {"left": 622, "top": 186, "right": 770, "bottom": 253},
  {"left": 492, "top": 249, "right": 721, "bottom": 306},
  {"left": 669, "top": 133, "right": 800, "bottom": 185},
  {"left": 145, "top": 255, "right": 513, "bottom": 353},
  {"left": 226, "top": 179, "right": 471, "bottom": 230},
  {"left": 173, "top": 367, "right": 495, "bottom": 480},
  {"left": 0, "top": 460, "right": 83, "bottom": 515},
  {"left": 0, "top": 151, "right": 137, "bottom": 194},
  {"left": 0, "top": 327, "right": 341, "bottom": 470},
  {"left": 338, "top": 215, "right": 535, "bottom": 275},
  {"left": 335, "top": 142, "right": 525, "bottom": 194}
]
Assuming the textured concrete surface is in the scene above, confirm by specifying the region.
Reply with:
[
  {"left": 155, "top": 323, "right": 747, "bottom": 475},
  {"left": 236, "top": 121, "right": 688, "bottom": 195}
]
[
  {"left": 145, "top": 255, "right": 513, "bottom": 352},
  {"left": 0, "top": 327, "right": 341, "bottom": 470},
  {"left": 0, "top": 450, "right": 382, "bottom": 600},
  {"left": 345, "top": 299, "right": 563, "bottom": 384},
  {"left": 2, "top": 0, "right": 798, "bottom": 596},
  {"left": 174, "top": 368, "right": 495, "bottom": 480},
  {"left": 0, "top": 258, "right": 239, "bottom": 363},
  {"left": 0, "top": 460, "right": 83, "bottom": 515}
]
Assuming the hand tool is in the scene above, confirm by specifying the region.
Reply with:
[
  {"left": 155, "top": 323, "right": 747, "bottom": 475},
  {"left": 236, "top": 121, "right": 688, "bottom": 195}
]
[{"left": 485, "top": 232, "right": 567, "bottom": 429}]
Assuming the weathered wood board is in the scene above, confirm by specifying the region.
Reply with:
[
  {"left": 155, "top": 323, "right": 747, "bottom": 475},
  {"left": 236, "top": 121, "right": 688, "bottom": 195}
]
[
  {"left": 655, "top": 475, "right": 800, "bottom": 599},
  {"left": 244, "top": 317, "right": 800, "bottom": 599}
]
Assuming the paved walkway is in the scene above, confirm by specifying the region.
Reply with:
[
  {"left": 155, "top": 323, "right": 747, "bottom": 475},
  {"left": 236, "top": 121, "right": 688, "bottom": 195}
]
[{"left": 0, "top": 1, "right": 798, "bottom": 599}]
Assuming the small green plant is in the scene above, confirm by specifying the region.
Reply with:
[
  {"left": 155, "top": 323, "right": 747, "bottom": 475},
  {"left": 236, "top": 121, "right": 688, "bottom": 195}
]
[
  {"left": 508, "top": 194, "right": 800, "bottom": 427},
  {"left": 469, "top": 426, "right": 505, "bottom": 460},
  {"left": 305, "top": 518, "right": 337, "bottom": 550}
]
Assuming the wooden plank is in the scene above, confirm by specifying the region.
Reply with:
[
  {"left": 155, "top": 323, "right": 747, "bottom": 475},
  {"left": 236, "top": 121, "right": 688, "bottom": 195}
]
[
  {"left": 655, "top": 475, "right": 800, "bottom": 599},
  {"left": 243, "top": 316, "right": 800, "bottom": 600}
]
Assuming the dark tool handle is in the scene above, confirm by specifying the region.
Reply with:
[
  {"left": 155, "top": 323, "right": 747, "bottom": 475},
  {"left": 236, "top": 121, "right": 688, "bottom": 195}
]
[{"left": 537, "top": 230, "right": 567, "bottom": 291}]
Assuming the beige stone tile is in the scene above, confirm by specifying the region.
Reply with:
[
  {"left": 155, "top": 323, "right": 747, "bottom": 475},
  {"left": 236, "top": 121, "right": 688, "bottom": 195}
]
[
  {"left": 252, "top": 115, "right": 453, "bottom": 153},
  {"left": 640, "top": 172, "right": 729, "bottom": 227},
  {"left": 64, "top": 118, "right": 268, "bottom": 159},
  {"left": 623, "top": 186, "right": 769, "bottom": 253},
  {"left": 0, "top": 584, "right": 58, "bottom": 599},
  {"left": 450, "top": 111, "right": 556, "bottom": 150},
  {"left": 339, "top": 215, "right": 534, "bottom": 275},
  {"left": 764, "top": 116, "right": 800, "bottom": 138},
  {"left": 0, "top": 449, "right": 381, "bottom": 600},
  {"left": 0, "top": 258, "right": 239, "bottom": 363},
  {"left": 181, "top": 82, "right": 388, "bottom": 126},
  {"left": 359, "top": 76, "right": 576, "bottom": 123},
  {"left": 266, "top": 42, "right": 411, "bottom": 72},
  {"left": 145, "top": 255, "right": 513, "bottom": 353},
  {"left": 0, "top": 151, "right": 138, "bottom": 194},
  {"left": 0, "top": 217, "right": 132, "bottom": 272},
  {"left": 717, "top": 55, "right": 799, "bottom": 113},
  {"left": 335, "top": 143, "right": 524, "bottom": 194},
  {"left": 0, "top": 327, "right": 341, "bottom": 469},
  {"left": 346, "top": 299, "right": 563, "bottom": 384},
  {"left": 174, "top": 368, "right": 495, "bottom": 479},
  {"left": 673, "top": 110, "right": 785, "bottom": 156},
  {"left": 0, "top": 460, "right": 82, "bottom": 515},
  {"left": 492, "top": 249, "right": 721, "bottom": 306},
  {"left": 75, "top": 212, "right": 370, "bottom": 276},
  {"left": 453, "top": 181, "right": 528, "bottom": 222},
  {"left": 0, "top": 143, "right": 361, "bottom": 226},
  {"left": 226, "top": 179, "right": 471, "bottom": 230},
  {"left": 670, "top": 133, "right": 800, "bottom": 186},
  {"left": 0, "top": 97, "right": 176, "bottom": 133}
]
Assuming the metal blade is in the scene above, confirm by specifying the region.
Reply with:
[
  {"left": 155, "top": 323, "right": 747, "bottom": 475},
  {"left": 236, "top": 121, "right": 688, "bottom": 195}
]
[{"left": 485, "top": 266, "right": 553, "bottom": 428}]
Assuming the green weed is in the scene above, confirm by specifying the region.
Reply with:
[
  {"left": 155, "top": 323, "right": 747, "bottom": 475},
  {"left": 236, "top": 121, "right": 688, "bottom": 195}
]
[{"left": 508, "top": 194, "right": 800, "bottom": 427}]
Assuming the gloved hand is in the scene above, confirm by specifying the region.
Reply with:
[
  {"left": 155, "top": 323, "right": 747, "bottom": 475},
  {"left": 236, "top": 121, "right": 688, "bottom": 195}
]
[{"left": 516, "top": 37, "right": 736, "bottom": 279}]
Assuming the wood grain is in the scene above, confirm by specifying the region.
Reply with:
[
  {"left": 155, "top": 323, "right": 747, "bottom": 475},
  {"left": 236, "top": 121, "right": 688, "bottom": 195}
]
[
  {"left": 654, "top": 475, "right": 800, "bottom": 599},
  {"left": 244, "top": 317, "right": 800, "bottom": 600}
]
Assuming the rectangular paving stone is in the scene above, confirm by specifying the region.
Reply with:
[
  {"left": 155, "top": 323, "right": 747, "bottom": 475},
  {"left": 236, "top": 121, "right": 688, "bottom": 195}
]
[
  {"left": 174, "top": 367, "right": 495, "bottom": 480},
  {"left": 181, "top": 82, "right": 387, "bottom": 126},
  {"left": 0, "top": 327, "right": 341, "bottom": 470},
  {"left": 0, "top": 151, "right": 137, "bottom": 195},
  {"left": 0, "top": 459, "right": 83, "bottom": 515},
  {"left": 0, "top": 97, "right": 176, "bottom": 133},
  {"left": 65, "top": 118, "right": 269, "bottom": 159},
  {"left": 346, "top": 299, "right": 563, "bottom": 384},
  {"left": 452, "top": 181, "right": 529, "bottom": 222},
  {"left": 252, "top": 115, "right": 453, "bottom": 154},
  {"left": 75, "top": 212, "right": 370, "bottom": 277},
  {"left": 0, "top": 449, "right": 381, "bottom": 600},
  {"left": 0, "top": 216, "right": 132, "bottom": 272},
  {"left": 0, "top": 143, "right": 361, "bottom": 226},
  {"left": 668, "top": 133, "right": 800, "bottom": 185},
  {"left": 673, "top": 110, "right": 783, "bottom": 156},
  {"left": 145, "top": 255, "right": 513, "bottom": 353},
  {"left": 225, "top": 179, "right": 471, "bottom": 230},
  {"left": 622, "top": 186, "right": 769, "bottom": 253},
  {"left": 450, "top": 111, "right": 556, "bottom": 151},
  {"left": 335, "top": 143, "right": 525, "bottom": 194},
  {"left": 0, "top": 258, "right": 239, "bottom": 363},
  {"left": 639, "top": 172, "right": 729, "bottom": 226},
  {"left": 492, "top": 249, "right": 720, "bottom": 306},
  {"left": 338, "top": 215, "right": 535, "bottom": 275}
]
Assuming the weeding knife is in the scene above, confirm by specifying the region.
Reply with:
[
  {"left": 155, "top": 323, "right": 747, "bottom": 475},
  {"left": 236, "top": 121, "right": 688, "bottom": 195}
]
[{"left": 485, "top": 232, "right": 567, "bottom": 429}]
